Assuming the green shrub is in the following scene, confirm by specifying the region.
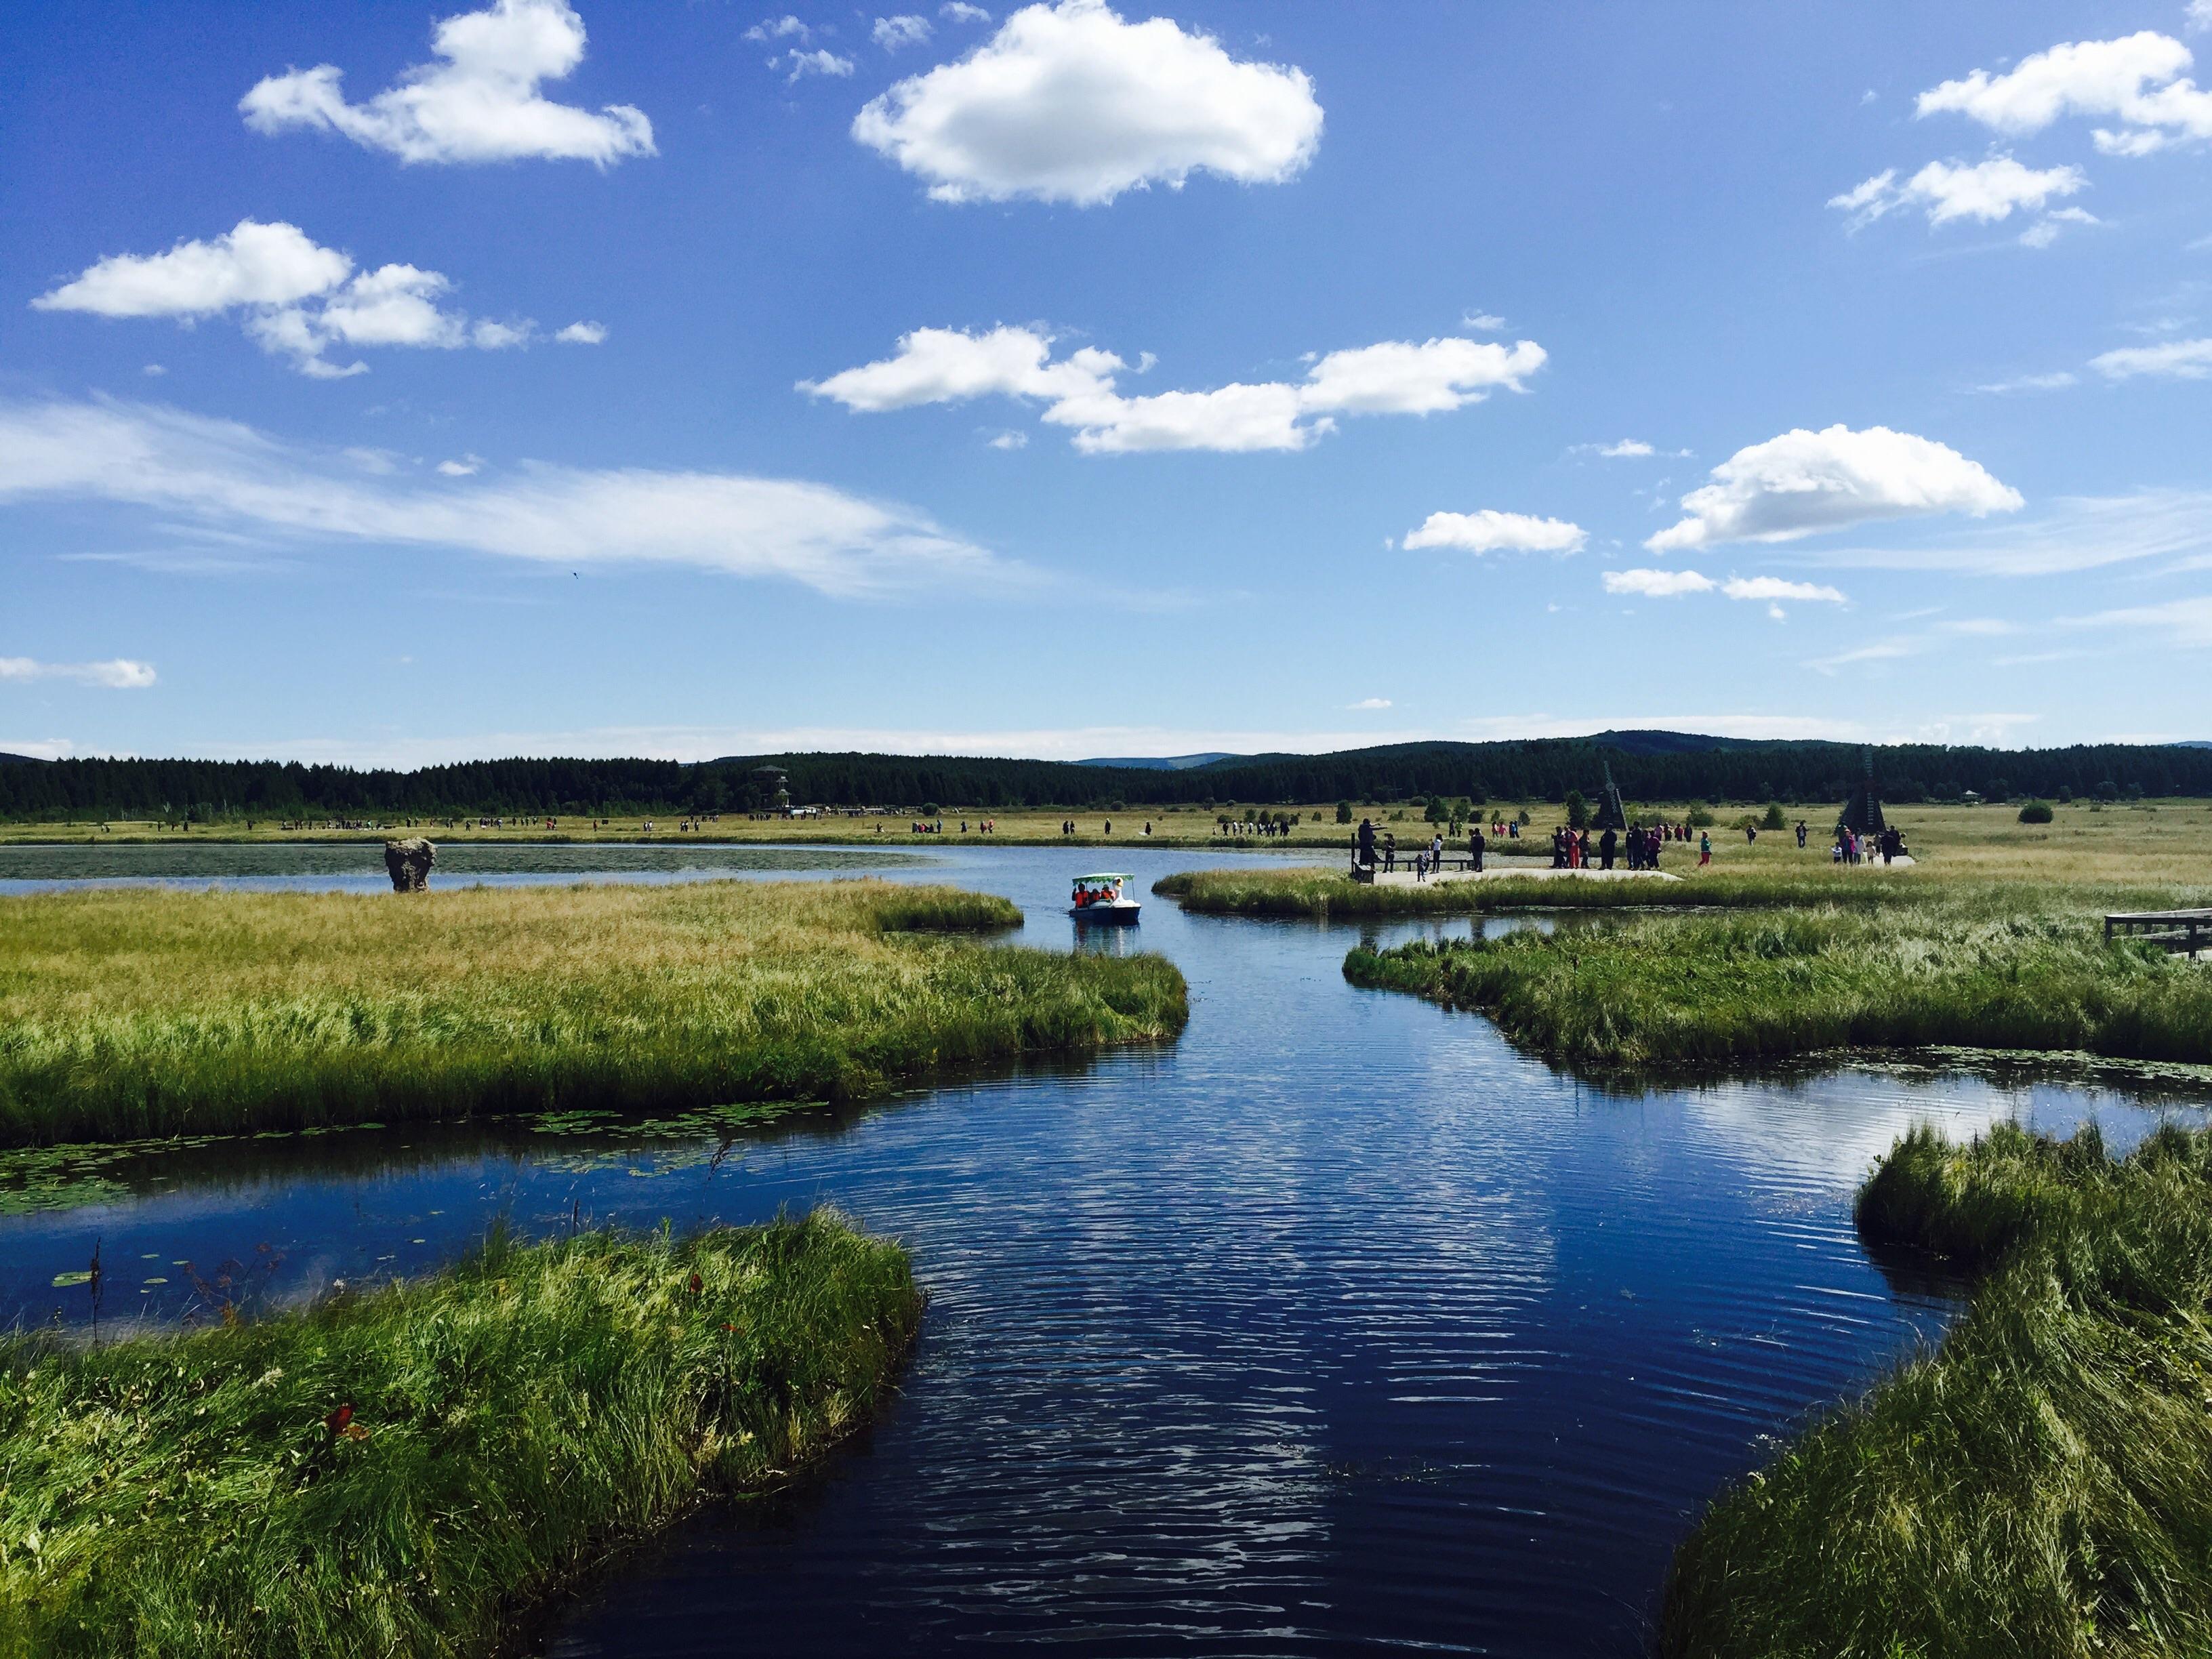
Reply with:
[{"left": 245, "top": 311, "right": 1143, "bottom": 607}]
[{"left": 2018, "top": 799, "right": 2055, "bottom": 823}]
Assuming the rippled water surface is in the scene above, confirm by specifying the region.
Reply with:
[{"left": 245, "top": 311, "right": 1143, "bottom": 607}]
[{"left": 3, "top": 843, "right": 2200, "bottom": 1656}]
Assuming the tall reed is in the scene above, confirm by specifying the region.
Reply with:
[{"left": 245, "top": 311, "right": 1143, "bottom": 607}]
[
  {"left": 0, "top": 880, "right": 1188, "bottom": 1146},
  {"left": 0, "top": 1211, "right": 921, "bottom": 1659},
  {"left": 1661, "top": 1121, "right": 2212, "bottom": 1658},
  {"left": 1342, "top": 899, "right": 2212, "bottom": 1070}
]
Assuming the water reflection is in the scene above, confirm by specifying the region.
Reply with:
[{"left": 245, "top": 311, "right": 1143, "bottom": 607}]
[{"left": 3, "top": 843, "right": 2205, "bottom": 1656}]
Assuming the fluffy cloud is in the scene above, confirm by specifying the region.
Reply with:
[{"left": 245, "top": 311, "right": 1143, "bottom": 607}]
[
  {"left": 776, "top": 49, "right": 856, "bottom": 82},
  {"left": 1830, "top": 156, "right": 2086, "bottom": 228},
  {"left": 0, "top": 657, "right": 157, "bottom": 689},
  {"left": 240, "top": 0, "right": 653, "bottom": 166},
  {"left": 32, "top": 220, "right": 567, "bottom": 377},
  {"left": 1647, "top": 424, "right": 2022, "bottom": 552},
  {"left": 942, "top": 2, "right": 991, "bottom": 20},
  {"left": 874, "top": 15, "right": 933, "bottom": 48},
  {"left": 1298, "top": 337, "right": 1545, "bottom": 414},
  {"left": 1347, "top": 697, "right": 1393, "bottom": 710},
  {"left": 801, "top": 325, "right": 1545, "bottom": 452},
  {"left": 1915, "top": 31, "right": 2212, "bottom": 156},
  {"left": 0, "top": 398, "right": 1013, "bottom": 600},
  {"left": 554, "top": 320, "right": 608, "bottom": 344},
  {"left": 2090, "top": 337, "right": 2212, "bottom": 378},
  {"left": 745, "top": 15, "right": 812, "bottom": 41},
  {"left": 852, "top": 0, "right": 1322, "bottom": 205},
  {"left": 1599, "top": 438, "right": 1653, "bottom": 457},
  {"left": 1603, "top": 569, "right": 1714, "bottom": 597},
  {"left": 1404, "top": 510, "right": 1585, "bottom": 555}
]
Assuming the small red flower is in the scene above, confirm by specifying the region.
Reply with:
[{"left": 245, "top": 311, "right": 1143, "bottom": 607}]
[
  {"left": 325, "top": 1403, "right": 354, "bottom": 1438},
  {"left": 688, "top": 1272, "right": 703, "bottom": 1295}
]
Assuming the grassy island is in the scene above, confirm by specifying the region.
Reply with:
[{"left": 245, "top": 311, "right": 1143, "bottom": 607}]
[
  {"left": 1150, "top": 864, "right": 1883, "bottom": 918},
  {"left": 1662, "top": 1122, "right": 2212, "bottom": 1658},
  {"left": 0, "top": 1211, "right": 919, "bottom": 1658},
  {"left": 0, "top": 880, "right": 1188, "bottom": 1147},
  {"left": 1340, "top": 897, "right": 2212, "bottom": 1073}
]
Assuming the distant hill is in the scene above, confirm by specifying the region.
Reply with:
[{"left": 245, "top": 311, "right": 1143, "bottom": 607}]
[
  {"left": 1076, "top": 752, "right": 1242, "bottom": 771},
  {"left": 0, "top": 752, "right": 47, "bottom": 765}
]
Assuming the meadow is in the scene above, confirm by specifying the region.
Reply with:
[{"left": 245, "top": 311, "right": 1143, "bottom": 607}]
[
  {"left": 0, "top": 1210, "right": 920, "bottom": 1659},
  {"left": 1339, "top": 893, "right": 2212, "bottom": 1073},
  {"left": 1660, "top": 1121, "right": 2212, "bottom": 1659},
  {"left": 0, "top": 880, "right": 1188, "bottom": 1147}
]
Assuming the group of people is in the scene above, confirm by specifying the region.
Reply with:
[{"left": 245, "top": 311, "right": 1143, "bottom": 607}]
[
  {"left": 1835, "top": 825, "right": 1908, "bottom": 864},
  {"left": 1544, "top": 823, "right": 1703, "bottom": 870}
]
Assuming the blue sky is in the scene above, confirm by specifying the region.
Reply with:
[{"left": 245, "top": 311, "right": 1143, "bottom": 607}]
[{"left": 4, "top": 0, "right": 2210, "bottom": 765}]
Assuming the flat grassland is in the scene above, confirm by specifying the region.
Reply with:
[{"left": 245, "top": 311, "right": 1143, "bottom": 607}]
[
  {"left": 1157, "top": 798, "right": 2212, "bottom": 914},
  {"left": 1662, "top": 1122, "right": 2212, "bottom": 1659},
  {"left": 0, "top": 1211, "right": 920, "bottom": 1659},
  {"left": 0, "top": 880, "right": 1187, "bottom": 1147}
]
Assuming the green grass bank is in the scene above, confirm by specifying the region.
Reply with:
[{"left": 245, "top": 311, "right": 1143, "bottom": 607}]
[
  {"left": 0, "top": 880, "right": 1188, "bottom": 1147},
  {"left": 1152, "top": 865, "right": 1912, "bottom": 918},
  {"left": 1662, "top": 1121, "right": 2212, "bottom": 1658},
  {"left": 0, "top": 1210, "right": 920, "bottom": 1659},
  {"left": 1340, "top": 899, "right": 2212, "bottom": 1072}
]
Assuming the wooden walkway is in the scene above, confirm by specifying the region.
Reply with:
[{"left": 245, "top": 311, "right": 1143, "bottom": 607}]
[{"left": 2106, "top": 909, "right": 2212, "bottom": 955}]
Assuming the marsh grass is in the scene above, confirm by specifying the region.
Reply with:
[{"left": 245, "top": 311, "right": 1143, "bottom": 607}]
[
  {"left": 1661, "top": 1121, "right": 2212, "bottom": 1658},
  {"left": 1151, "top": 865, "right": 1914, "bottom": 918},
  {"left": 0, "top": 880, "right": 1188, "bottom": 1147},
  {"left": 0, "top": 1210, "right": 920, "bottom": 1658},
  {"left": 1340, "top": 893, "right": 2212, "bottom": 1071}
]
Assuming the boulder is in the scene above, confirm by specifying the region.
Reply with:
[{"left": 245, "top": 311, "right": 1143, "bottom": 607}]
[{"left": 384, "top": 838, "right": 436, "bottom": 892}]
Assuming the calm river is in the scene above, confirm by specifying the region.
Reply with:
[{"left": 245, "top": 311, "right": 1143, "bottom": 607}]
[{"left": 2, "top": 842, "right": 2200, "bottom": 1656}]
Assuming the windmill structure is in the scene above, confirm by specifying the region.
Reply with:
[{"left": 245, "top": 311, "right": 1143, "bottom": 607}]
[
  {"left": 1839, "top": 749, "right": 1886, "bottom": 836},
  {"left": 1594, "top": 760, "right": 1630, "bottom": 832}
]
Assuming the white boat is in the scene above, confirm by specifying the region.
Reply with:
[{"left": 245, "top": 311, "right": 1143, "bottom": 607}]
[{"left": 1069, "top": 872, "right": 1141, "bottom": 923}]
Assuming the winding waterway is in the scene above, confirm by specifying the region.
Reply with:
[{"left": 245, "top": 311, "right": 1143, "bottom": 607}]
[{"left": 3, "top": 842, "right": 2202, "bottom": 1655}]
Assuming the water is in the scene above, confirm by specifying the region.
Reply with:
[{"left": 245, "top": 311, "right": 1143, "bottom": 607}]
[{"left": 3, "top": 842, "right": 2203, "bottom": 1656}]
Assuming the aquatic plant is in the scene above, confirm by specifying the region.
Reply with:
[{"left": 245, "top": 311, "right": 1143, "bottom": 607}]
[
  {"left": 1661, "top": 1121, "right": 2212, "bottom": 1658},
  {"left": 0, "top": 880, "right": 1188, "bottom": 1146},
  {"left": 0, "top": 1210, "right": 920, "bottom": 1658},
  {"left": 1340, "top": 897, "right": 2212, "bottom": 1070}
]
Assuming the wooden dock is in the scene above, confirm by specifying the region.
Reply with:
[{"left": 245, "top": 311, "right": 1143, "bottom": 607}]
[{"left": 2106, "top": 909, "right": 2212, "bottom": 956}]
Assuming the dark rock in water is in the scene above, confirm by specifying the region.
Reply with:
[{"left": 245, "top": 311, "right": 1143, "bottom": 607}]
[{"left": 384, "top": 838, "right": 436, "bottom": 891}]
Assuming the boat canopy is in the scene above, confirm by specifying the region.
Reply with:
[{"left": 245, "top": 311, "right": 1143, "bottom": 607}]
[{"left": 1072, "top": 873, "right": 1127, "bottom": 884}]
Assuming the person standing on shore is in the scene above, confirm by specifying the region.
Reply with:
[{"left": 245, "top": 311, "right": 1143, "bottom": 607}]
[
  {"left": 1357, "top": 817, "right": 1377, "bottom": 871},
  {"left": 1600, "top": 825, "right": 1617, "bottom": 870},
  {"left": 1470, "top": 823, "right": 1486, "bottom": 873},
  {"left": 1699, "top": 830, "right": 1712, "bottom": 866}
]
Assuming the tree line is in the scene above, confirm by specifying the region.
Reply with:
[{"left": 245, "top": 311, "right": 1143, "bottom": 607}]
[{"left": 3, "top": 737, "right": 2207, "bottom": 823}]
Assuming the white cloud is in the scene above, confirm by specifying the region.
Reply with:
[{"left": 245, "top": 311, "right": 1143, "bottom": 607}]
[
  {"left": 33, "top": 220, "right": 550, "bottom": 377},
  {"left": 986, "top": 429, "right": 1027, "bottom": 449},
  {"left": 1721, "top": 576, "right": 1846, "bottom": 604},
  {"left": 1460, "top": 310, "right": 1505, "bottom": 331},
  {"left": 239, "top": 0, "right": 654, "bottom": 166},
  {"left": 1298, "top": 337, "right": 1545, "bottom": 414},
  {"left": 2068, "top": 594, "right": 2212, "bottom": 644},
  {"left": 852, "top": 0, "right": 1323, "bottom": 205},
  {"left": 2192, "top": 0, "right": 2212, "bottom": 35},
  {"left": 1971, "top": 371, "right": 2078, "bottom": 394},
  {"left": 1404, "top": 509, "right": 1586, "bottom": 555},
  {"left": 1830, "top": 156, "right": 2086, "bottom": 228},
  {"left": 874, "top": 14, "right": 933, "bottom": 49},
  {"left": 1600, "top": 438, "right": 1654, "bottom": 457},
  {"left": 0, "top": 656, "right": 157, "bottom": 689},
  {"left": 941, "top": 1, "right": 991, "bottom": 20},
  {"left": 1603, "top": 568, "right": 1714, "bottom": 597},
  {"left": 777, "top": 49, "right": 856, "bottom": 82},
  {"left": 554, "top": 319, "right": 608, "bottom": 344},
  {"left": 0, "top": 397, "right": 1019, "bottom": 600},
  {"left": 1915, "top": 30, "right": 2212, "bottom": 157},
  {"left": 437, "top": 455, "right": 484, "bottom": 476},
  {"left": 745, "top": 15, "right": 811, "bottom": 41},
  {"left": 802, "top": 325, "right": 1545, "bottom": 453},
  {"left": 2090, "top": 336, "right": 2212, "bottom": 377},
  {"left": 32, "top": 220, "right": 352, "bottom": 318},
  {"left": 1647, "top": 424, "right": 2022, "bottom": 552},
  {"left": 1809, "top": 489, "right": 2212, "bottom": 577},
  {"left": 1347, "top": 697, "right": 1392, "bottom": 710},
  {"left": 2019, "top": 205, "right": 2100, "bottom": 247}
]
